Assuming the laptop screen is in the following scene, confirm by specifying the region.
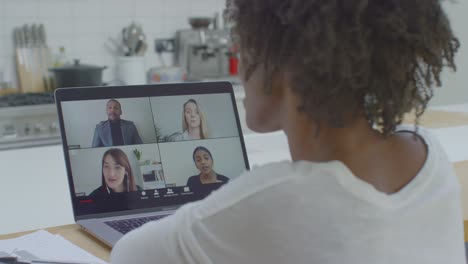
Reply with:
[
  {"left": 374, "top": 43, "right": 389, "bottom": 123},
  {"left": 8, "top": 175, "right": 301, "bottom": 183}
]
[{"left": 55, "top": 82, "right": 249, "bottom": 219}]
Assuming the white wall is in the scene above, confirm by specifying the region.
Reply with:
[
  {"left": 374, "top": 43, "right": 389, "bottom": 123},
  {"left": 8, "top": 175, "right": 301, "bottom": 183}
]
[
  {"left": 61, "top": 98, "right": 157, "bottom": 148},
  {"left": 150, "top": 93, "right": 240, "bottom": 139},
  {"left": 0, "top": 0, "right": 226, "bottom": 89}
]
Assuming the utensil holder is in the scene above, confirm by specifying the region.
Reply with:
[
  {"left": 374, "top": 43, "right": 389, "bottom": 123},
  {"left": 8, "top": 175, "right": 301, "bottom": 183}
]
[{"left": 116, "top": 56, "right": 146, "bottom": 85}]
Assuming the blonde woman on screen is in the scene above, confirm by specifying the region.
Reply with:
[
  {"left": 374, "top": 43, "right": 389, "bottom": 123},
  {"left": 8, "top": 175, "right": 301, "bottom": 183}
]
[{"left": 181, "top": 99, "right": 210, "bottom": 140}]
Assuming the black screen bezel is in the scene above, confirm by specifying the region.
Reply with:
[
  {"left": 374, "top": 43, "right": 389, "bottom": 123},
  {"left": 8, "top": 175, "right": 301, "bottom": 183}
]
[{"left": 54, "top": 82, "right": 250, "bottom": 221}]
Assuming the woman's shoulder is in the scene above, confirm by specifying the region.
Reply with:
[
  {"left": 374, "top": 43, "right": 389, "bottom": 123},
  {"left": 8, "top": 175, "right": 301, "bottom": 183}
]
[
  {"left": 396, "top": 125, "right": 438, "bottom": 150},
  {"left": 216, "top": 174, "right": 230, "bottom": 182},
  {"left": 184, "top": 161, "right": 341, "bottom": 218},
  {"left": 205, "top": 161, "right": 347, "bottom": 194},
  {"left": 245, "top": 160, "right": 342, "bottom": 179},
  {"left": 186, "top": 175, "right": 200, "bottom": 184},
  {"left": 396, "top": 125, "right": 458, "bottom": 186}
]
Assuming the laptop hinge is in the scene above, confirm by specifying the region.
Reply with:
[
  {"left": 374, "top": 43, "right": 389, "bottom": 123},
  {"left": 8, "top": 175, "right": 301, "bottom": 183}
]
[{"left": 159, "top": 205, "right": 179, "bottom": 212}]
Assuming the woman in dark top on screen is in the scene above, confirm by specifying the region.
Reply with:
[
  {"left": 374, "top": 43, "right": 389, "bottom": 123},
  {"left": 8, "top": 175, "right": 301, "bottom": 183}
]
[
  {"left": 89, "top": 148, "right": 141, "bottom": 199},
  {"left": 186, "top": 146, "right": 229, "bottom": 194}
]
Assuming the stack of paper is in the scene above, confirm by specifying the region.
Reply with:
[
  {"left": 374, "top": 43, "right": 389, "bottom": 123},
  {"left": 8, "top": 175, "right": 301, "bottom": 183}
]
[{"left": 0, "top": 230, "right": 107, "bottom": 264}]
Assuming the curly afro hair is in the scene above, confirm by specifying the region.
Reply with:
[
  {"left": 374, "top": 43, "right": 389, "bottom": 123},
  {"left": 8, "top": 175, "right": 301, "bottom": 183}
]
[{"left": 226, "top": 0, "right": 459, "bottom": 135}]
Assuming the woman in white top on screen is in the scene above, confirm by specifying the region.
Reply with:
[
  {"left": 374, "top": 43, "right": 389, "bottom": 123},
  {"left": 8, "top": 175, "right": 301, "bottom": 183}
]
[
  {"left": 111, "top": 0, "right": 465, "bottom": 263},
  {"left": 181, "top": 99, "right": 210, "bottom": 140}
]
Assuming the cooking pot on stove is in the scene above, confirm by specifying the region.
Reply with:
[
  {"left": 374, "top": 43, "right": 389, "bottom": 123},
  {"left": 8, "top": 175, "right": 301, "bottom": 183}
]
[{"left": 49, "top": 59, "right": 107, "bottom": 88}]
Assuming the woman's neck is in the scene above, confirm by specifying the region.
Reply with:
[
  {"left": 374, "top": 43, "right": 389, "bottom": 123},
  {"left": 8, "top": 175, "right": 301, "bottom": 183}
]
[
  {"left": 283, "top": 91, "right": 427, "bottom": 194},
  {"left": 285, "top": 115, "right": 384, "bottom": 163},
  {"left": 200, "top": 171, "right": 217, "bottom": 183},
  {"left": 281, "top": 85, "right": 384, "bottom": 163},
  {"left": 111, "top": 184, "right": 125, "bottom": 193},
  {"left": 188, "top": 127, "right": 201, "bottom": 138}
]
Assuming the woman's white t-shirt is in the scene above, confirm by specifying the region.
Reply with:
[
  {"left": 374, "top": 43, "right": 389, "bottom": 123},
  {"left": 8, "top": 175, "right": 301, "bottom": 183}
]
[
  {"left": 111, "top": 127, "right": 465, "bottom": 264},
  {"left": 182, "top": 130, "right": 191, "bottom": 140}
]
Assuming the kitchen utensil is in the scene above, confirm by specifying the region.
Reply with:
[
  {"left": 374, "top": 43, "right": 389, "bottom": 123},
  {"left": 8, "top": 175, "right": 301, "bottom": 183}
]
[
  {"left": 122, "top": 22, "right": 146, "bottom": 56},
  {"left": 30, "top": 24, "right": 46, "bottom": 93},
  {"left": 14, "top": 24, "right": 53, "bottom": 93},
  {"left": 38, "top": 24, "right": 53, "bottom": 92},
  {"left": 135, "top": 39, "right": 148, "bottom": 56},
  {"left": 20, "top": 25, "right": 34, "bottom": 92},
  {"left": 106, "top": 37, "right": 128, "bottom": 57},
  {"left": 23, "top": 25, "right": 37, "bottom": 85},
  {"left": 49, "top": 59, "right": 107, "bottom": 88},
  {"left": 14, "top": 27, "right": 30, "bottom": 93}
]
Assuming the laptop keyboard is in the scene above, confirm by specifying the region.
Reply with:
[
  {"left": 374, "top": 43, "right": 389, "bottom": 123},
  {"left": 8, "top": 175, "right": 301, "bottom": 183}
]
[{"left": 105, "top": 215, "right": 168, "bottom": 234}]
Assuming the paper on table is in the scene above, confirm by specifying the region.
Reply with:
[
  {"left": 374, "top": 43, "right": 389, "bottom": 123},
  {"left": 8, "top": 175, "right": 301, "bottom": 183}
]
[{"left": 0, "top": 230, "right": 107, "bottom": 264}]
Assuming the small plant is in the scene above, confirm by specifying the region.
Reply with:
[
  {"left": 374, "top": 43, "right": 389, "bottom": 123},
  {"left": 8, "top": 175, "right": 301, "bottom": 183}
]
[
  {"left": 155, "top": 125, "right": 182, "bottom": 142},
  {"left": 133, "top": 148, "right": 142, "bottom": 161}
]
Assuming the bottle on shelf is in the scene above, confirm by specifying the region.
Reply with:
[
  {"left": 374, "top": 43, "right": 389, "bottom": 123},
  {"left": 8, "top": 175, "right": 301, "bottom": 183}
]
[{"left": 53, "top": 46, "right": 70, "bottom": 67}]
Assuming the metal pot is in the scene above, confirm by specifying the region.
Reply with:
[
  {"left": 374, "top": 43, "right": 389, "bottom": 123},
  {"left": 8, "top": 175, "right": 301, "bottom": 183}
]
[{"left": 49, "top": 59, "right": 107, "bottom": 88}]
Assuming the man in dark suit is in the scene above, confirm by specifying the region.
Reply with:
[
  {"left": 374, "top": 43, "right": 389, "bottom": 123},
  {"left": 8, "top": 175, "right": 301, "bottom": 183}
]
[{"left": 91, "top": 99, "right": 143, "bottom": 147}]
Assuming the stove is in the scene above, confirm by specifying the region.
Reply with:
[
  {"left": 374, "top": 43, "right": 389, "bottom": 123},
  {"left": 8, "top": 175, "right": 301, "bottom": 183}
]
[{"left": 0, "top": 93, "right": 61, "bottom": 150}]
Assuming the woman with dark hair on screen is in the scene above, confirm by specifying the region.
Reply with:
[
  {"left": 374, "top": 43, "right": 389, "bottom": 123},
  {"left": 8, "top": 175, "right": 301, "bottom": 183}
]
[
  {"left": 181, "top": 99, "right": 210, "bottom": 140},
  {"left": 89, "top": 148, "right": 140, "bottom": 198},
  {"left": 186, "top": 146, "right": 229, "bottom": 193},
  {"left": 112, "top": 0, "right": 464, "bottom": 263}
]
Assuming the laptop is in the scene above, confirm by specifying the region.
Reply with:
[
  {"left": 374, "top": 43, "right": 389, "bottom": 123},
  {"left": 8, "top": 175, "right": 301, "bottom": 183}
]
[{"left": 54, "top": 82, "right": 250, "bottom": 247}]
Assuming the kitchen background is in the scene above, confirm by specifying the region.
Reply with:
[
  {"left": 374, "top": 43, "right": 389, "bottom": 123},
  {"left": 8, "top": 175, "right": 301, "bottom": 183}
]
[
  {"left": 0, "top": 0, "right": 227, "bottom": 89},
  {"left": 0, "top": 0, "right": 466, "bottom": 102},
  {"left": 0, "top": 0, "right": 466, "bottom": 150}
]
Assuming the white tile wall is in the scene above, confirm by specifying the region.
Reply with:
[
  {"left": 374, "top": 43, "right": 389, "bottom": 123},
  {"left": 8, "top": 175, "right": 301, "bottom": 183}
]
[
  {"left": 0, "top": 0, "right": 4, "bottom": 55},
  {"left": 4, "top": 0, "right": 40, "bottom": 18},
  {"left": 0, "top": 0, "right": 226, "bottom": 89},
  {"left": 72, "top": 0, "right": 103, "bottom": 18}
]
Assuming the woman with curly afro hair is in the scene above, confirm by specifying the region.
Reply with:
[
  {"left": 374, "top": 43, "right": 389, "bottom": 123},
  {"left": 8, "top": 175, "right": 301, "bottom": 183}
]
[{"left": 112, "top": 1, "right": 464, "bottom": 263}]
